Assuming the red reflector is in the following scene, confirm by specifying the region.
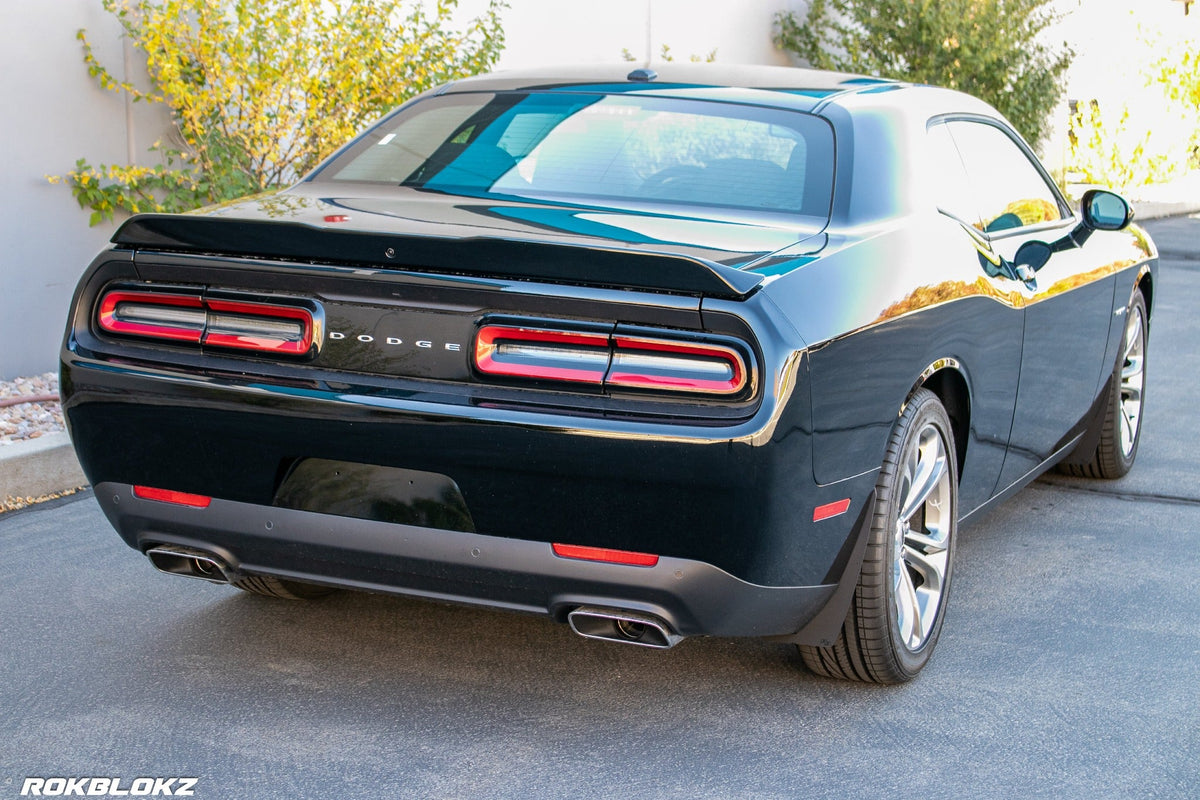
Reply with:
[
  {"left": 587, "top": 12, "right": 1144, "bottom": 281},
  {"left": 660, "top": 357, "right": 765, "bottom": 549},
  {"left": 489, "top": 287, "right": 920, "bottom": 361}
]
[
  {"left": 552, "top": 543, "right": 659, "bottom": 567},
  {"left": 132, "top": 486, "right": 212, "bottom": 508},
  {"left": 323, "top": 214, "right": 350, "bottom": 223},
  {"left": 813, "top": 498, "right": 851, "bottom": 522}
]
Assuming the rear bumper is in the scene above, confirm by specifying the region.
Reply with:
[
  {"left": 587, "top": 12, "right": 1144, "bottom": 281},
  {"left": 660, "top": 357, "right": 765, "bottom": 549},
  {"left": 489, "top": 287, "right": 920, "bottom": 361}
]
[
  {"left": 63, "top": 350, "right": 874, "bottom": 588},
  {"left": 95, "top": 481, "right": 871, "bottom": 643}
]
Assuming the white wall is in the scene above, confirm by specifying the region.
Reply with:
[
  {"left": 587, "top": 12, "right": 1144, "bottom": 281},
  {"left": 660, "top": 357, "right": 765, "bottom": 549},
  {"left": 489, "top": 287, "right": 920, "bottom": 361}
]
[
  {"left": 483, "top": 0, "right": 807, "bottom": 69},
  {"left": 1058, "top": 0, "right": 1195, "bottom": 101},
  {"left": 2, "top": 0, "right": 1191, "bottom": 379},
  {"left": 0, "top": 0, "right": 803, "bottom": 380},
  {"left": 1041, "top": 0, "right": 1198, "bottom": 171},
  {"left": 0, "top": 0, "right": 169, "bottom": 379}
]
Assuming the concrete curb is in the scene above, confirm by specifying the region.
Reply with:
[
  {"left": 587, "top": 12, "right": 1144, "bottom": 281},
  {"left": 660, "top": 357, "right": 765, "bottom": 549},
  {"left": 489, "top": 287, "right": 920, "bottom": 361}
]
[{"left": 0, "top": 432, "right": 88, "bottom": 501}]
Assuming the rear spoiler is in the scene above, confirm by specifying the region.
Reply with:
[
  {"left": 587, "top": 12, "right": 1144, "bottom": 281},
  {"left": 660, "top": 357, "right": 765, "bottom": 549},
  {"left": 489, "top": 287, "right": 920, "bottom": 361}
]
[{"left": 113, "top": 215, "right": 764, "bottom": 300}]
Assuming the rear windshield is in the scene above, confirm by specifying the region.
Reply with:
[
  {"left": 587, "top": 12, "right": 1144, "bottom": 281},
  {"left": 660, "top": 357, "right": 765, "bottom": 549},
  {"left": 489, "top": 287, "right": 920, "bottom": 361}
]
[{"left": 314, "top": 91, "right": 835, "bottom": 219}]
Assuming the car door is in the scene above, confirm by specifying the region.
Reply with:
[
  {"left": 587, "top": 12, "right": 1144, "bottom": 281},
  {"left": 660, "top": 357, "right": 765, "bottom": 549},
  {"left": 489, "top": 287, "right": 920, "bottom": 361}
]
[
  {"left": 924, "top": 120, "right": 1025, "bottom": 511},
  {"left": 945, "top": 118, "right": 1116, "bottom": 489}
]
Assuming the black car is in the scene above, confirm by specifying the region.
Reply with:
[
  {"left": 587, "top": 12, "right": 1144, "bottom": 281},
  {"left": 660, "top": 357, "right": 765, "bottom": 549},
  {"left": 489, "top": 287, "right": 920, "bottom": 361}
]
[{"left": 62, "top": 64, "right": 1155, "bottom": 683}]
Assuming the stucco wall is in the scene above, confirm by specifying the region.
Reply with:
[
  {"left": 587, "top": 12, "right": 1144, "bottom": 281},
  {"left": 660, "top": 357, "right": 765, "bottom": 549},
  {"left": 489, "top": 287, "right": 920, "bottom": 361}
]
[
  {"left": 3, "top": 0, "right": 1191, "bottom": 379},
  {"left": 0, "top": 0, "right": 806, "bottom": 380},
  {"left": 0, "top": 0, "right": 169, "bottom": 379},
  {"left": 486, "top": 0, "right": 805, "bottom": 69}
]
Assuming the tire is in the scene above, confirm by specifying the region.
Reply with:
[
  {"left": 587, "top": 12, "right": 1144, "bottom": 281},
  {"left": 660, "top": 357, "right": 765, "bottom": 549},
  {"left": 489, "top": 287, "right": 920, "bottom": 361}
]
[
  {"left": 800, "top": 388, "right": 958, "bottom": 683},
  {"left": 1059, "top": 290, "right": 1147, "bottom": 479},
  {"left": 233, "top": 575, "right": 337, "bottom": 600}
]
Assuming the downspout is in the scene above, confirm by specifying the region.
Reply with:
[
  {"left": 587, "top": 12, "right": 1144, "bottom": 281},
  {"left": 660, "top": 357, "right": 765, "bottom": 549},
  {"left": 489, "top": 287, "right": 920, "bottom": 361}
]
[{"left": 122, "top": 35, "right": 135, "bottom": 164}]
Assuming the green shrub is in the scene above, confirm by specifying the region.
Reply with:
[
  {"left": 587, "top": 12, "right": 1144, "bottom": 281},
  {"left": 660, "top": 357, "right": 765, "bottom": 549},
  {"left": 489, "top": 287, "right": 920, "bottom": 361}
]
[
  {"left": 1152, "top": 43, "right": 1200, "bottom": 170},
  {"left": 51, "top": 0, "right": 505, "bottom": 224},
  {"left": 1067, "top": 100, "right": 1191, "bottom": 193},
  {"left": 774, "top": 0, "right": 1070, "bottom": 150}
]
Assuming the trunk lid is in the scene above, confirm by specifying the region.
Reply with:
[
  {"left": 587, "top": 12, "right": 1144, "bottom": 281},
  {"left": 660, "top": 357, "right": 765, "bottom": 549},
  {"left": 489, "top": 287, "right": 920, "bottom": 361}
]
[{"left": 113, "top": 188, "right": 823, "bottom": 300}]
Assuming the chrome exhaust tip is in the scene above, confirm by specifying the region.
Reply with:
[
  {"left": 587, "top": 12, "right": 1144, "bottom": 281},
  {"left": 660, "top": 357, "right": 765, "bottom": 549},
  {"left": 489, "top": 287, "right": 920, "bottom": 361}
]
[
  {"left": 567, "top": 606, "right": 682, "bottom": 649},
  {"left": 146, "top": 546, "right": 233, "bottom": 584}
]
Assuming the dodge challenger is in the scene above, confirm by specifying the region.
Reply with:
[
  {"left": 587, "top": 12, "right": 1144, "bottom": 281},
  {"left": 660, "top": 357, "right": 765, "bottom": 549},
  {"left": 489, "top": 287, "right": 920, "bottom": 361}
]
[{"left": 62, "top": 65, "right": 1156, "bottom": 683}]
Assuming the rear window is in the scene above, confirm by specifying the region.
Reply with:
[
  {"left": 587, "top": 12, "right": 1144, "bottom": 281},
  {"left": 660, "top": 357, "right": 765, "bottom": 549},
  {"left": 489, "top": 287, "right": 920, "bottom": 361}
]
[{"left": 316, "top": 91, "right": 835, "bottom": 219}]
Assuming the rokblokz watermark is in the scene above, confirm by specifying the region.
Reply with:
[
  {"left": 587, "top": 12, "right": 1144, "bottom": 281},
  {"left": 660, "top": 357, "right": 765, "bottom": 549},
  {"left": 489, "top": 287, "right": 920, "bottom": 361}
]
[{"left": 20, "top": 777, "right": 197, "bottom": 796}]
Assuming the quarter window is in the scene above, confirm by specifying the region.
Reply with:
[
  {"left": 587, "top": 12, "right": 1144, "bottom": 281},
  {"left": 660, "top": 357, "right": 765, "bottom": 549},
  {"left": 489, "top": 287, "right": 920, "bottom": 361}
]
[
  {"left": 927, "top": 121, "right": 980, "bottom": 228},
  {"left": 945, "top": 120, "right": 1064, "bottom": 234}
]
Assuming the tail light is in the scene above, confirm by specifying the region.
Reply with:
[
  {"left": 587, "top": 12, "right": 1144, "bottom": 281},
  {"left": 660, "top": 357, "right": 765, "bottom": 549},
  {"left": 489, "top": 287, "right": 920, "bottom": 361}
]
[
  {"left": 97, "top": 291, "right": 205, "bottom": 343},
  {"left": 475, "top": 326, "right": 610, "bottom": 384},
  {"left": 608, "top": 335, "right": 746, "bottom": 394},
  {"left": 203, "top": 299, "right": 314, "bottom": 355},
  {"left": 97, "top": 288, "right": 317, "bottom": 357},
  {"left": 474, "top": 323, "right": 750, "bottom": 396}
]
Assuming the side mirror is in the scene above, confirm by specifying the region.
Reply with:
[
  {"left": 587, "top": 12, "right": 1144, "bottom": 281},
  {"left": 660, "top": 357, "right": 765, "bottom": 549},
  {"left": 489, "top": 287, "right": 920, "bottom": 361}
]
[
  {"left": 1062, "top": 189, "right": 1134, "bottom": 250},
  {"left": 1012, "top": 240, "right": 1052, "bottom": 281},
  {"left": 1081, "top": 189, "right": 1133, "bottom": 231}
]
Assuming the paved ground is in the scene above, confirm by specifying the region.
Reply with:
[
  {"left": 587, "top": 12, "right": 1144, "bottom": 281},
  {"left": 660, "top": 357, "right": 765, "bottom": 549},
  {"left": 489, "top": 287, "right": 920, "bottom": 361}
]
[{"left": 2, "top": 216, "right": 1197, "bottom": 799}]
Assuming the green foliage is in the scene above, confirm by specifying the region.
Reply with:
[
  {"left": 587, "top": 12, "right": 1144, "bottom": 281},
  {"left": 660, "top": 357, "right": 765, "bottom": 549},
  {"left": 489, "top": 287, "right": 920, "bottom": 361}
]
[
  {"left": 774, "top": 0, "right": 1071, "bottom": 149},
  {"left": 623, "top": 114, "right": 795, "bottom": 180},
  {"left": 1065, "top": 33, "right": 1200, "bottom": 193},
  {"left": 51, "top": 0, "right": 506, "bottom": 224},
  {"left": 1066, "top": 101, "right": 1190, "bottom": 193},
  {"left": 1152, "top": 45, "right": 1200, "bottom": 169}
]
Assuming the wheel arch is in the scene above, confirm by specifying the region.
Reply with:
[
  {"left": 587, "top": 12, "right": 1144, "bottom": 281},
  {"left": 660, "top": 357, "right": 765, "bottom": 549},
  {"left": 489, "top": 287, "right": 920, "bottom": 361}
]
[
  {"left": 907, "top": 360, "right": 970, "bottom": 481},
  {"left": 1136, "top": 267, "right": 1153, "bottom": 320}
]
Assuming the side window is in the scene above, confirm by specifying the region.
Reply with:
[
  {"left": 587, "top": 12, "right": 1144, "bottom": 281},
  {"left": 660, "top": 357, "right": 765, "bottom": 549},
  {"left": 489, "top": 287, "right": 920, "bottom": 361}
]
[
  {"left": 927, "top": 121, "right": 980, "bottom": 228},
  {"left": 946, "top": 120, "right": 1064, "bottom": 234}
]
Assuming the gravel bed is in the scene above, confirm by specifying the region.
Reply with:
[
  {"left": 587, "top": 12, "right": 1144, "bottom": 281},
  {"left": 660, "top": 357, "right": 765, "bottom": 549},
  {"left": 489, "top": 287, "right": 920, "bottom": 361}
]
[
  {"left": 0, "top": 372, "right": 65, "bottom": 445},
  {"left": 2, "top": 487, "right": 81, "bottom": 513}
]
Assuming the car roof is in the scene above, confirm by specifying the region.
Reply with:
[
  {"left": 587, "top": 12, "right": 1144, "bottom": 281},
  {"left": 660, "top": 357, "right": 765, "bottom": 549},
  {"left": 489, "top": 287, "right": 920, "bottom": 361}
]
[{"left": 438, "top": 63, "right": 907, "bottom": 114}]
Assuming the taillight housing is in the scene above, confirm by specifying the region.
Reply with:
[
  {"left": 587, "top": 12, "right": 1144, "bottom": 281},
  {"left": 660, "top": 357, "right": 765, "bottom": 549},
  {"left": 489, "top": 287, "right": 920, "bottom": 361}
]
[
  {"left": 608, "top": 335, "right": 746, "bottom": 395},
  {"left": 474, "top": 322, "right": 752, "bottom": 397},
  {"left": 96, "top": 287, "right": 319, "bottom": 357},
  {"left": 96, "top": 291, "right": 205, "bottom": 343},
  {"left": 202, "top": 299, "right": 315, "bottom": 355},
  {"left": 475, "top": 326, "right": 611, "bottom": 385}
]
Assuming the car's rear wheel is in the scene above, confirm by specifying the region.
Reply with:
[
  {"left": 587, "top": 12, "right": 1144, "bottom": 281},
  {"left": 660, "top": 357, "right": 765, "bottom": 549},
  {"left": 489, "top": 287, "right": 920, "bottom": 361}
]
[
  {"left": 800, "top": 388, "right": 957, "bottom": 683},
  {"left": 1060, "top": 289, "right": 1147, "bottom": 479},
  {"left": 233, "top": 575, "right": 337, "bottom": 600}
]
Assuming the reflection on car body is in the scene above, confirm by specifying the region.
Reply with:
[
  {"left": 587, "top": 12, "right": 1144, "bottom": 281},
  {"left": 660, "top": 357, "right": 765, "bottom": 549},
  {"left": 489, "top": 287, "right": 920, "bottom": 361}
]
[{"left": 62, "top": 64, "right": 1156, "bottom": 683}]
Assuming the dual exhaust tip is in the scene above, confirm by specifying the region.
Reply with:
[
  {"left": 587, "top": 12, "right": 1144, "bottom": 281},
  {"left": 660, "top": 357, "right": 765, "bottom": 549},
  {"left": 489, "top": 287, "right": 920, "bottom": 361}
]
[
  {"left": 146, "top": 546, "right": 684, "bottom": 650},
  {"left": 567, "top": 606, "right": 682, "bottom": 649},
  {"left": 146, "top": 545, "right": 234, "bottom": 584}
]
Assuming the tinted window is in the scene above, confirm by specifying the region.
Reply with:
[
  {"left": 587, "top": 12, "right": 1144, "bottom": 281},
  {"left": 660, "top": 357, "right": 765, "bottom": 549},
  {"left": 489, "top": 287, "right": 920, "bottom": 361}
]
[
  {"left": 927, "top": 121, "right": 980, "bottom": 227},
  {"left": 946, "top": 120, "right": 1064, "bottom": 233},
  {"left": 318, "top": 92, "right": 835, "bottom": 218}
]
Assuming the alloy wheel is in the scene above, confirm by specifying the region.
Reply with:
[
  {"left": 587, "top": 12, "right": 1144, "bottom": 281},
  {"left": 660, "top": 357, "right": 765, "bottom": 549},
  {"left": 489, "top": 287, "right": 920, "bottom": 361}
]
[
  {"left": 892, "top": 423, "right": 953, "bottom": 652},
  {"left": 1118, "top": 304, "right": 1146, "bottom": 459}
]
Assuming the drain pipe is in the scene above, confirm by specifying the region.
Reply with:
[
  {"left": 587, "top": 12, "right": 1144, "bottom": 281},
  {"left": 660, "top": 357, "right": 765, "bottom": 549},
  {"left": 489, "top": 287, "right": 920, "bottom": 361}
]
[{"left": 0, "top": 394, "right": 58, "bottom": 408}]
